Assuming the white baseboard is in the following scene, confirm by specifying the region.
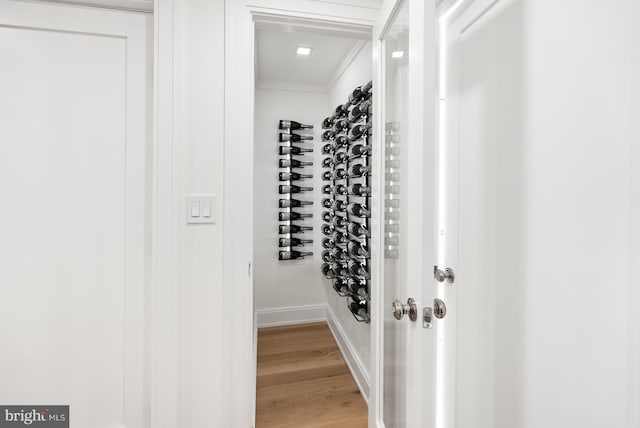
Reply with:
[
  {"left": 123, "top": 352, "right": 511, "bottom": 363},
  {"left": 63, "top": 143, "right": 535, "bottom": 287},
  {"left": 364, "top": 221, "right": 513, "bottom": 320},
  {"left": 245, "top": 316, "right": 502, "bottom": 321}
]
[
  {"left": 326, "top": 304, "right": 371, "bottom": 404},
  {"left": 256, "top": 304, "right": 327, "bottom": 328}
]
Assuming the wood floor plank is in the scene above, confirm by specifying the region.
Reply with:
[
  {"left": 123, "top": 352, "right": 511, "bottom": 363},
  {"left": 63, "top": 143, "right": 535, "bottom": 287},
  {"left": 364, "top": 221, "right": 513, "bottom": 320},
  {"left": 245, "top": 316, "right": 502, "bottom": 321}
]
[
  {"left": 258, "top": 323, "right": 337, "bottom": 356},
  {"left": 256, "top": 322, "right": 368, "bottom": 428},
  {"left": 257, "top": 347, "right": 349, "bottom": 388}
]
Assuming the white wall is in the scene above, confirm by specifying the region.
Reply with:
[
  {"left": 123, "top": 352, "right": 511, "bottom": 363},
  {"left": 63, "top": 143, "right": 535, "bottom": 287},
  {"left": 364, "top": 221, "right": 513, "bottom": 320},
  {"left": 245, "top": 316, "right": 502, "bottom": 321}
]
[
  {"left": 253, "top": 87, "right": 328, "bottom": 323},
  {"left": 177, "top": 0, "right": 225, "bottom": 425},
  {"left": 324, "top": 41, "right": 373, "bottom": 380}
]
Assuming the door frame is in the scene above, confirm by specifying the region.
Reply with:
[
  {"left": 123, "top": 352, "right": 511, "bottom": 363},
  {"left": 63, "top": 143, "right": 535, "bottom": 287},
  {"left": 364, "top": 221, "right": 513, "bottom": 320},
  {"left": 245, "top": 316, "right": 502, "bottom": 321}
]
[{"left": 222, "top": 1, "right": 408, "bottom": 426}]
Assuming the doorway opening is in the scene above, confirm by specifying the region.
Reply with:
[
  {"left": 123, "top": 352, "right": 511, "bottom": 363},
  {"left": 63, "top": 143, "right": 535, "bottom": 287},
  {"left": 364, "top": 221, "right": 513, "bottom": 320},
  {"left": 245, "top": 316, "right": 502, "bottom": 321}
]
[{"left": 252, "top": 18, "right": 374, "bottom": 427}]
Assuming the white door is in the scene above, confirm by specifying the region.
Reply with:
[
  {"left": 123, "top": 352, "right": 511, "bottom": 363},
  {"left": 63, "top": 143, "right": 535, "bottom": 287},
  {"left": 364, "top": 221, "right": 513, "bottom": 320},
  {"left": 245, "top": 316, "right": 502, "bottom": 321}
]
[
  {"left": 0, "top": 1, "right": 151, "bottom": 426},
  {"left": 439, "top": 0, "right": 525, "bottom": 426},
  {"left": 377, "top": 0, "right": 437, "bottom": 426}
]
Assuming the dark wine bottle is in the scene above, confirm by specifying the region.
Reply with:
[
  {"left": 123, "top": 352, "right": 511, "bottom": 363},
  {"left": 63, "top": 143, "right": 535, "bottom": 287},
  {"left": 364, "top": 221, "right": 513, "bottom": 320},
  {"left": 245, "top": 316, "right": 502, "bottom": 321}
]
[
  {"left": 331, "top": 247, "right": 350, "bottom": 261},
  {"left": 279, "top": 133, "right": 313, "bottom": 142},
  {"left": 322, "top": 157, "right": 334, "bottom": 168},
  {"left": 334, "top": 102, "right": 350, "bottom": 118},
  {"left": 279, "top": 184, "right": 313, "bottom": 194},
  {"left": 279, "top": 237, "right": 313, "bottom": 247},
  {"left": 322, "top": 184, "right": 334, "bottom": 194},
  {"left": 334, "top": 232, "right": 349, "bottom": 244},
  {"left": 348, "top": 260, "right": 370, "bottom": 279},
  {"left": 279, "top": 250, "right": 313, "bottom": 260},
  {"left": 321, "top": 198, "right": 334, "bottom": 209},
  {"left": 347, "top": 203, "right": 370, "bottom": 218},
  {"left": 348, "top": 164, "right": 371, "bottom": 177},
  {"left": 279, "top": 158, "right": 313, "bottom": 168},
  {"left": 334, "top": 168, "right": 348, "bottom": 179},
  {"left": 349, "top": 99, "right": 372, "bottom": 121},
  {"left": 321, "top": 250, "right": 335, "bottom": 263},
  {"left": 349, "top": 299, "right": 370, "bottom": 323},
  {"left": 322, "top": 170, "right": 334, "bottom": 181},
  {"left": 332, "top": 200, "right": 346, "bottom": 211},
  {"left": 349, "top": 121, "right": 372, "bottom": 140},
  {"left": 279, "top": 120, "right": 313, "bottom": 130},
  {"left": 321, "top": 262, "right": 336, "bottom": 279},
  {"left": 321, "top": 143, "right": 335, "bottom": 154},
  {"left": 333, "top": 278, "right": 349, "bottom": 296},
  {"left": 333, "top": 184, "right": 348, "bottom": 195},
  {"left": 335, "top": 135, "right": 349, "bottom": 147},
  {"left": 321, "top": 223, "right": 335, "bottom": 236},
  {"left": 322, "top": 130, "right": 336, "bottom": 141},
  {"left": 332, "top": 118, "right": 350, "bottom": 133},
  {"left": 279, "top": 211, "right": 313, "bottom": 221},
  {"left": 321, "top": 211, "right": 334, "bottom": 222},
  {"left": 347, "top": 281, "right": 370, "bottom": 301},
  {"left": 279, "top": 198, "right": 313, "bottom": 208},
  {"left": 279, "top": 146, "right": 313, "bottom": 155},
  {"left": 321, "top": 237, "right": 335, "bottom": 249},
  {"left": 347, "top": 222, "right": 370, "bottom": 237},
  {"left": 348, "top": 241, "right": 369, "bottom": 258},
  {"left": 279, "top": 172, "right": 313, "bottom": 181},
  {"left": 348, "top": 81, "right": 373, "bottom": 105},
  {"left": 348, "top": 143, "right": 371, "bottom": 157},
  {"left": 333, "top": 151, "right": 348, "bottom": 163},
  {"left": 332, "top": 215, "right": 348, "bottom": 229},
  {"left": 349, "top": 183, "right": 370, "bottom": 196},
  {"left": 279, "top": 224, "right": 313, "bottom": 234},
  {"left": 322, "top": 117, "right": 334, "bottom": 129}
]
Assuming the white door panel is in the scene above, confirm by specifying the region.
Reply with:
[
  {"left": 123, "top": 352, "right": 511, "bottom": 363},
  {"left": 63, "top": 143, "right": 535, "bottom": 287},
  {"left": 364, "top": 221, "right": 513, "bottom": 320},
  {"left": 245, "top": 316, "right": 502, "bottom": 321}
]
[
  {"left": 0, "top": 2, "right": 151, "bottom": 427},
  {"left": 378, "top": 0, "right": 436, "bottom": 426}
]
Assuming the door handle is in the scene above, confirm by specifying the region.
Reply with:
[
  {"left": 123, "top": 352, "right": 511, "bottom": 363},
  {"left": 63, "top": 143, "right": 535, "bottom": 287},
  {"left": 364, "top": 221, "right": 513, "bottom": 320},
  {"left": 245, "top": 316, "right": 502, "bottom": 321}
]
[{"left": 392, "top": 298, "right": 418, "bottom": 321}]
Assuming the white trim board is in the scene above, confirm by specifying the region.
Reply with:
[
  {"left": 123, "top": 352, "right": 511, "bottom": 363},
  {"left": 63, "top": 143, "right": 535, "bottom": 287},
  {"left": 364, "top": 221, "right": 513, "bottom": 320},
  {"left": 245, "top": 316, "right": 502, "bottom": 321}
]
[
  {"left": 326, "top": 304, "right": 371, "bottom": 405},
  {"left": 256, "top": 304, "right": 327, "bottom": 327}
]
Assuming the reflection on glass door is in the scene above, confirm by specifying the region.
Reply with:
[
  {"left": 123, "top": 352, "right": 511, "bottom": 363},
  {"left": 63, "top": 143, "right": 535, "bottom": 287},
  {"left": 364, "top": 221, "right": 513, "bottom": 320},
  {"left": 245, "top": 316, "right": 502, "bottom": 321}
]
[{"left": 382, "top": 1, "right": 410, "bottom": 426}]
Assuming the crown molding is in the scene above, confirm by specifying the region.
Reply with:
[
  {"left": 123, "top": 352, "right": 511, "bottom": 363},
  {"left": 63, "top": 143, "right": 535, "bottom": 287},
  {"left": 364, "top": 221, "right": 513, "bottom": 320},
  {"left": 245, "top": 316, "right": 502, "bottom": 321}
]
[{"left": 27, "top": 0, "right": 152, "bottom": 13}]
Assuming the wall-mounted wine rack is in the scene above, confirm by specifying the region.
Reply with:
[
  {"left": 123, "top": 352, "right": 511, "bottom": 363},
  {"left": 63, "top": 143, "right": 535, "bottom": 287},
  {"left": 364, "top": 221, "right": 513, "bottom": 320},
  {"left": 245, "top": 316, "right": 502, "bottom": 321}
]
[
  {"left": 277, "top": 120, "right": 315, "bottom": 261},
  {"left": 319, "top": 81, "right": 373, "bottom": 323}
]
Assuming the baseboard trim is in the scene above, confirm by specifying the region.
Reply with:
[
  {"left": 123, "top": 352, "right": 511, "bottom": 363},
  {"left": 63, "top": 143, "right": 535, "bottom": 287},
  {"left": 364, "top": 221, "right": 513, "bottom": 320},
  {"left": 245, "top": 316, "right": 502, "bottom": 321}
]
[
  {"left": 326, "top": 304, "right": 371, "bottom": 404},
  {"left": 256, "top": 304, "right": 327, "bottom": 328}
]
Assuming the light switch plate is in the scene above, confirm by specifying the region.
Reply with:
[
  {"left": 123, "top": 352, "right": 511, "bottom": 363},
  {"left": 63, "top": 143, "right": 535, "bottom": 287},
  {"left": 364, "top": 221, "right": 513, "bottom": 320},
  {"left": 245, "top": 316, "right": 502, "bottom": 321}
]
[{"left": 187, "top": 194, "right": 216, "bottom": 224}]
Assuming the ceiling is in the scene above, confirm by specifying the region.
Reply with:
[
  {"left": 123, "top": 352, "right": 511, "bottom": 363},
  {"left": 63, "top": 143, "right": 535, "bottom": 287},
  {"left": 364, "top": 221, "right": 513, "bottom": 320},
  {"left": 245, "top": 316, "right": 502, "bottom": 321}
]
[{"left": 255, "top": 28, "right": 365, "bottom": 91}]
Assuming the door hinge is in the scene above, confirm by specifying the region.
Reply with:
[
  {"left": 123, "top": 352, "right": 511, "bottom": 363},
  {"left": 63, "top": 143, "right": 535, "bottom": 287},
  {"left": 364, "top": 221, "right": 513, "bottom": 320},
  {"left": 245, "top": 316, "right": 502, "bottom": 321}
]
[{"left": 433, "top": 265, "right": 455, "bottom": 283}]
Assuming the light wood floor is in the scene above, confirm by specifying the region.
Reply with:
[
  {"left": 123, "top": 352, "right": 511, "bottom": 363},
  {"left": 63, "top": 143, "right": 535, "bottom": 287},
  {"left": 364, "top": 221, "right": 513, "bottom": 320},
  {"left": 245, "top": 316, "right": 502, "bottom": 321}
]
[{"left": 256, "top": 322, "right": 368, "bottom": 428}]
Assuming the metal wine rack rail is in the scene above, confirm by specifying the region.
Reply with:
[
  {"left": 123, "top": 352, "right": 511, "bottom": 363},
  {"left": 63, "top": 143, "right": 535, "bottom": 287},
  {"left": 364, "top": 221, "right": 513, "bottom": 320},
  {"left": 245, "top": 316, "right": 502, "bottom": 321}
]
[
  {"left": 277, "top": 120, "right": 314, "bottom": 261},
  {"left": 320, "top": 80, "right": 372, "bottom": 324}
]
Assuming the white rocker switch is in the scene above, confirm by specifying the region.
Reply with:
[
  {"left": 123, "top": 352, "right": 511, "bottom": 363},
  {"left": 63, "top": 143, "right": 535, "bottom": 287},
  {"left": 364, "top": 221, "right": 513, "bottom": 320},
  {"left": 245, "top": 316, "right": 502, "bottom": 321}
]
[{"left": 187, "top": 194, "right": 216, "bottom": 224}]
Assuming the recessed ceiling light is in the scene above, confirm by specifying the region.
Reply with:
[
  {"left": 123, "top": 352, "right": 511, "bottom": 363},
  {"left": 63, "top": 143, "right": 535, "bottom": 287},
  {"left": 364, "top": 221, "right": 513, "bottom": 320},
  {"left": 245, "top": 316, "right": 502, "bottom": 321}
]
[
  {"left": 296, "top": 46, "right": 312, "bottom": 56},
  {"left": 391, "top": 51, "right": 405, "bottom": 58}
]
